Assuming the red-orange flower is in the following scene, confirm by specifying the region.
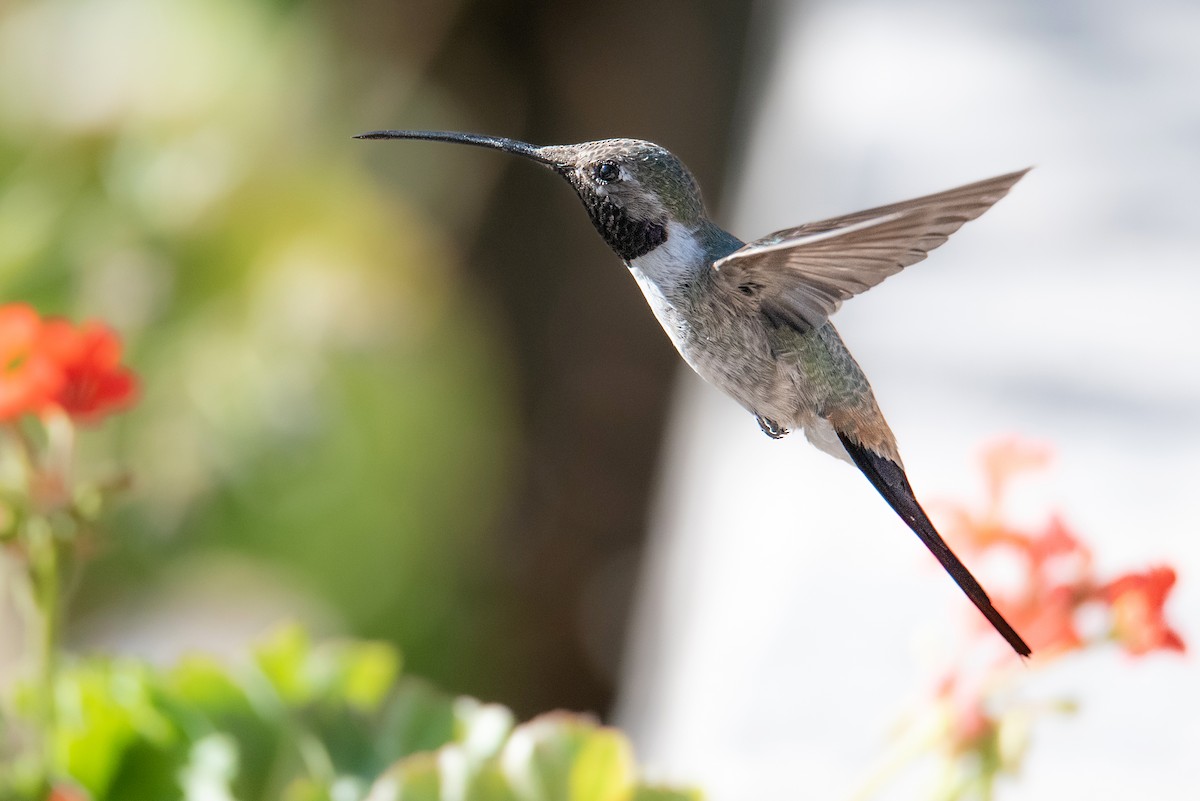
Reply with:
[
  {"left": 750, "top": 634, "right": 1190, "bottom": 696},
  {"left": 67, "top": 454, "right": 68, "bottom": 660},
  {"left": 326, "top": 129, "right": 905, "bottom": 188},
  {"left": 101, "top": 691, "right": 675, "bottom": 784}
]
[
  {"left": 1000, "top": 583, "right": 1085, "bottom": 655},
  {"left": 1025, "top": 514, "right": 1090, "bottom": 570},
  {"left": 0, "top": 303, "right": 64, "bottom": 421},
  {"left": 980, "top": 437, "right": 1052, "bottom": 511},
  {"left": 937, "top": 439, "right": 1058, "bottom": 555},
  {"left": 1000, "top": 515, "right": 1096, "bottom": 655},
  {"left": 37, "top": 319, "right": 138, "bottom": 424},
  {"left": 1102, "top": 567, "right": 1185, "bottom": 656}
]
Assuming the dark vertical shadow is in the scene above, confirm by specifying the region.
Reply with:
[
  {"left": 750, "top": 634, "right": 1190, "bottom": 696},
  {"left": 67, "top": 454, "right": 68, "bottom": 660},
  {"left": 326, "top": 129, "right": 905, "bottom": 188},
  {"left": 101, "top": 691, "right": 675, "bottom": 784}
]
[{"left": 341, "top": 0, "right": 757, "bottom": 718}]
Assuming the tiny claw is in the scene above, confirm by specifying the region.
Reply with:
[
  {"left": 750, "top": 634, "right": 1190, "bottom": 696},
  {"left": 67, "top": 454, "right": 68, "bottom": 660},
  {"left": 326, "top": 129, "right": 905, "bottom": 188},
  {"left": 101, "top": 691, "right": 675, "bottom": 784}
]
[{"left": 756, "top": 415, "right": 789, "bottom": 439}]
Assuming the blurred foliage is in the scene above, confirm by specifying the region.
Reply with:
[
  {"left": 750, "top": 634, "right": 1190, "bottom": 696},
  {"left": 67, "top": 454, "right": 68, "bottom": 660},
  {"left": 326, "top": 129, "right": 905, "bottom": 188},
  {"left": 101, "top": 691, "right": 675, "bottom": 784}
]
[
  {"left": 0, "top": 0, "right": 757, "bottom": 718},
  {"left": 0, "top": 303, "right": 696, "bottom": 800},
  {"left": 0, "top": 0, "right": 519, "bottom": 692},
  {"left": 2, "top": 624, "right": 698, "bottom": 801}
]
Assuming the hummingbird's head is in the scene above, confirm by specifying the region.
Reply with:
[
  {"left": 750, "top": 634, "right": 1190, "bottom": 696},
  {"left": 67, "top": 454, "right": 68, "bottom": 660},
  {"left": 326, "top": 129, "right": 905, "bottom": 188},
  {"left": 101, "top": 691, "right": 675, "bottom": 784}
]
[{"left": 355, "top": 130, "right": 706, "bottom": 262}]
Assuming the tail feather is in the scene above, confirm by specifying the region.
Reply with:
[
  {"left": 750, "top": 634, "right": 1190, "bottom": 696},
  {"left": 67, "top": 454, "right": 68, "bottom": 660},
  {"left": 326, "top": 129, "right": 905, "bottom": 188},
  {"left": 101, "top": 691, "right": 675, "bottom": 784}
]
[{"left": 837, "top": 432, "right": 1031, "bottom": 657}]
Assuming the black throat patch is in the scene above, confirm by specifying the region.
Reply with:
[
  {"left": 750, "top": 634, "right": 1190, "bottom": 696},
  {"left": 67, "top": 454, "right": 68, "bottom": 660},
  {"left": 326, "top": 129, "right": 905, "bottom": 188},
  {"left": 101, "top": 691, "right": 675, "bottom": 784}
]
[{"left": 585, "top": 199, "right": 667, "bottom": 261}]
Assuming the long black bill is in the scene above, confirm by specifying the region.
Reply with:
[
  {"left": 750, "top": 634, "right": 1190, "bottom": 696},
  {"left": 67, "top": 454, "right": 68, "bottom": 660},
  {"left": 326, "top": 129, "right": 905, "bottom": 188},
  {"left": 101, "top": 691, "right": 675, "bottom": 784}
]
[{"left": 354, "top": 130, "right": 560, "bottom": 169}]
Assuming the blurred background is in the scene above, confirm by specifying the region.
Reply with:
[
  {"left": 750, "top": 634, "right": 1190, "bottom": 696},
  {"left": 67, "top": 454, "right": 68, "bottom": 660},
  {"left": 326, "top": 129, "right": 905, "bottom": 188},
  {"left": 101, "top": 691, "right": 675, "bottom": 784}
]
[
  {"left": 0, "top": 0, "right": 753, "bottom": 717},
  {"left": 0, "top": 0, "right": 1196, "bottom": 798}
]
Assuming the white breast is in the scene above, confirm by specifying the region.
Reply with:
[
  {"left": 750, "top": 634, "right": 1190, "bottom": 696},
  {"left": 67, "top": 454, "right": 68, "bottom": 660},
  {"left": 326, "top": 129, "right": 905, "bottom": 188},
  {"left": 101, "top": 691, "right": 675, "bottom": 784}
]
[
  {"left": 626, "top": 221, "right": 706, "bottom": 357},
  {"left": 628, "top": 220, "right": 705, "bottom": 284}
]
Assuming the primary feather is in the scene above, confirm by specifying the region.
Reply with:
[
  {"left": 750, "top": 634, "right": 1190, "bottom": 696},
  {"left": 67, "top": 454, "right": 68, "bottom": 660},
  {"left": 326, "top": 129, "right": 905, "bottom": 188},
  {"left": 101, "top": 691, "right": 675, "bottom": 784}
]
[{"left": 712, "top": 169, "right": 1030, "bottom": 332}]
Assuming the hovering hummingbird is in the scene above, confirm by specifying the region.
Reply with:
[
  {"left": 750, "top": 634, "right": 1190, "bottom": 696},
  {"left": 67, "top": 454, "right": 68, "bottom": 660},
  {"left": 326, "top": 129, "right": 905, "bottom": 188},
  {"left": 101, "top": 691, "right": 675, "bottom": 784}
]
[{"left": 357, "top": 129, "right": 1031, "bottom": 656}]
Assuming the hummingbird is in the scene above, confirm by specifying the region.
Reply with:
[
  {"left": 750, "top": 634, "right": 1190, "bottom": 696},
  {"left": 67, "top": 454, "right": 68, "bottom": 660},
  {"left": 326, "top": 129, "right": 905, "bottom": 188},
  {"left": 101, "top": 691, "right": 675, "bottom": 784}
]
[{"left": 357, "top": 129, "right": 1031, "bottom": 657}]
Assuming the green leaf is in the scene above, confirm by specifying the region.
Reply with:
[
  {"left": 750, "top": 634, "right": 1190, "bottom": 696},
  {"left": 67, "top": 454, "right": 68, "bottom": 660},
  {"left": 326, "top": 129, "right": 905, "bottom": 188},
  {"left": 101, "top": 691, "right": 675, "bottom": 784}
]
[
  {"left": 452, "top": 697, "right": 514, "bottom": 763},
  {"left": 176, "top": 733, "right": 239, "bottom": 801},
  {"left": 164, "top": 655, "right": 279, "bottom": 801},
  {"left": 254, "top": 624, "right": 314, "bottom": 705},
  {"left": 464, "top": 763, "right": 519, "bottom": 801},
  {"left": 53, "top": 660, "right": 179, "bottom": 799},
  {"left": 568, "top": 729, "right": 635, "bottom": 801},
  {"left": 169, "top": 656, "right": 253, "bottom": 719},
  {"left": 251, "top": 623, "right": 401, "bottom": 715},
  {"left": 38, "top": 630, "right": 699, "bottom": 801},
  {"left": 369, "top": 751, "right": 441, "bottom": 801},
  {"left": 630, "top": 788, "right": 703, "bottom": 801},
  {"left": 377, "top": 680, "right": 458, "bottom": 758},
  {"left": 335, "top": 641, "right": 401, "bottom": 713},
  {"left": 282, "top": 776, "right": 336, "bottom": 801},
  {"left": 368, "top": 711, "right": 697, "bottom": 801},
  {"left": 504, "top": 713, "right": 595, "bottom": 801}
]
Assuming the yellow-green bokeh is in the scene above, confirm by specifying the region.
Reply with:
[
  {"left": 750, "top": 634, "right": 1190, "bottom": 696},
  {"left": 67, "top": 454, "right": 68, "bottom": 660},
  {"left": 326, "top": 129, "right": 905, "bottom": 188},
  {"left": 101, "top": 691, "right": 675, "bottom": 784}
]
[{"left": 0, "top": 0, "right": 518, "bottom": 692}]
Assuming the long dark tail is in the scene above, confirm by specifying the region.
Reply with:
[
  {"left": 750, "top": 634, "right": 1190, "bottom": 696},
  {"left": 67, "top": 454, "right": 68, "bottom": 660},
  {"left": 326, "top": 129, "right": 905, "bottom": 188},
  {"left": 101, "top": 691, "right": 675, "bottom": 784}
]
[{"left": 837, "top": 432, "right": 1031, "bottom": 657}]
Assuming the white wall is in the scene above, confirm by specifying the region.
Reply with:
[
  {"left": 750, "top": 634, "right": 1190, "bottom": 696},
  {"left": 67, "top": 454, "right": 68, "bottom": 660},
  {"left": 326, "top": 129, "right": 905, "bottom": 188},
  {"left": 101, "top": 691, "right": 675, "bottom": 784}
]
[{"left": 616, "top": 1, "right": 1200, "bottom": 798}]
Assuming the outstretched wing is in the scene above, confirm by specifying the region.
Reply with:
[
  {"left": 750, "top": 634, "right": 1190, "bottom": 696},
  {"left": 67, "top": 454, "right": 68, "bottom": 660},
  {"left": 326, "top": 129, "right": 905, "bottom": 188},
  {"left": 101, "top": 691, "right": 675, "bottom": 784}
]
[{"left": 712, "top": 169, "right": 1029, "bottom": 333}]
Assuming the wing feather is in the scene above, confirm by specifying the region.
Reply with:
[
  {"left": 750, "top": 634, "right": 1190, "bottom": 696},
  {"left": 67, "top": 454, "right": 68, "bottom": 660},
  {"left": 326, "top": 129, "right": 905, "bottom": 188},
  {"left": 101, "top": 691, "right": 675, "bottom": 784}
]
[{"left": 713, "top": 169, "right": 1029, "bottom": 332}]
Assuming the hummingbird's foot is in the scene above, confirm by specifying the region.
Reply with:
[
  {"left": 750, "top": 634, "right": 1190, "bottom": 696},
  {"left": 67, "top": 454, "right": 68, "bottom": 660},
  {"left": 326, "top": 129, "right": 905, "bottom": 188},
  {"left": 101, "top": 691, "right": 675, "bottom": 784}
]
[{"left": 756, "top": 415, "right": 790, "bottom": 439}]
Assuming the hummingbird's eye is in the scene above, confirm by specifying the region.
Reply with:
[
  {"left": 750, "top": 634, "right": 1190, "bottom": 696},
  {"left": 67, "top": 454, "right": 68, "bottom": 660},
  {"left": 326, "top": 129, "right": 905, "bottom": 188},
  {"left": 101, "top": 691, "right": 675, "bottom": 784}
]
[{"left": 595, "top": 161, "right": 620, "bottom": 183}]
